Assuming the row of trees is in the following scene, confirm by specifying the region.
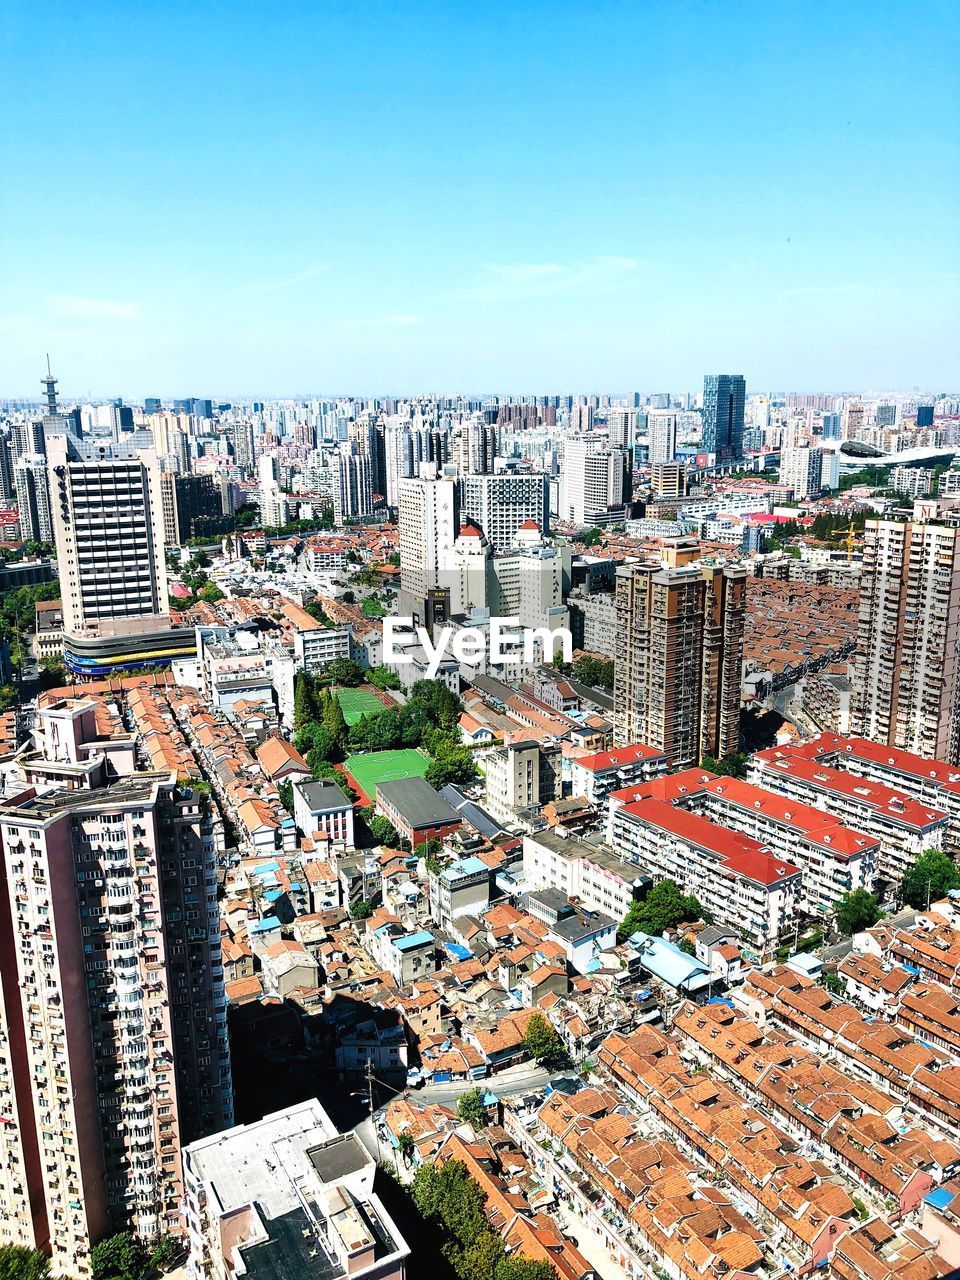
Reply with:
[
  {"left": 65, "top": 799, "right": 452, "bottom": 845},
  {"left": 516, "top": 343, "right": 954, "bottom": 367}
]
[
  {"left": 411, "top": 1160, "right": 556, "bottom": 1280},
  {"left": 832, "top": 850, "right": 960, "bottom": 936},
  {"left": 294, "top": 675, "right": 479, "bottom": 793}
]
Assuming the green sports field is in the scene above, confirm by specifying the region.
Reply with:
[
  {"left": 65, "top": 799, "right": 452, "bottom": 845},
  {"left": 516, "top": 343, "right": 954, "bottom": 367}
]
[
  {"left": 332, "top": 685, "right": 385, "bottom": 726},
  {"left": 342, "top": 748, "right": 431, "bottom": 800}
]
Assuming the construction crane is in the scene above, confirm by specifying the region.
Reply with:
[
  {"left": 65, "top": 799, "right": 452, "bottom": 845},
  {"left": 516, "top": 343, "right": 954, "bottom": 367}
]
[{"left": 845, "top": 519, "right": 856, "bottom": 562}]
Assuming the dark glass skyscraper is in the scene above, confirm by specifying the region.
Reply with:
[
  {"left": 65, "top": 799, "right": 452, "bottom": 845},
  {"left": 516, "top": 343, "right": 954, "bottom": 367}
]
[{"left": 702, "top": 373, "right": 746, "bottom": 459}]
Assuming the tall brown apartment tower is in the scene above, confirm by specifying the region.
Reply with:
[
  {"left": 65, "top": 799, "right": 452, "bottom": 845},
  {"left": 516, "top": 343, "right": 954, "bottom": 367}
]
[
  {"left": 613, "top": 560, "right": 746, "bottom": 767},
  {"left": 853, "top": 520, "right": 960, "bottom": 763},
  {"left": 0, "top": 732, "right": 231, "bottom": 1274}
]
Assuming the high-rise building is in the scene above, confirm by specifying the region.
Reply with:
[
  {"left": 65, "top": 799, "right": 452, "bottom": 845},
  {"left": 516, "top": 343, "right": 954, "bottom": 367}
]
[
  {"left": 780, "top": 442, "right": 823, "bottom": 501},
  {"left": 160, "top": 472, "right": 231, "bottom": 546},
  {"left": 330, "top": 442, "right": 374, "bottom": 523},
  {"left": 0, "top": 714, "right": 230, "bottom": 1274},
  {"left": 647, "top": 411, "right": 678, "bottom": 465},
  {"left": 456, "top": 421, "right": 498, "bottom": 475},
  {"left": 461, "top": 473, "right": 548, "bottom": 549},
  {"left": 613, "top": 558, "right": 746, "bottom": 767},
  {"left": 701, "top": 374, "right": 746, "bottom": 460},
  {"left": 49, "top": 438, "right": 170, "bottom": 636},
  {"left": 876, "top": 402, "right": 897, "bottom": 427},
  {"left": 47, "top": 435, "right": 195, "bottom": 676},
  {"left": 13, "top": 455, "right": 54, "bottom": 542},
  {"left": 561, "top": 438, "right": 630, "bottom": 525},
  {"left": 917, "top": 404, "right": 935, "bottom": 427},
  {"left": 144, "top": 397, "right": 162, "bottom": 414},
  {"left": 852, "top": 520, "right": 960, "bottom": 762},
  {"left": 397, "top": 468, "right": 459, "bottom": 623},
  {"left": 821, "top": 412, "right": 841, "bottom": 440},
  {"left": 607, "top": 409, "right": 635, "bottom": 452}
]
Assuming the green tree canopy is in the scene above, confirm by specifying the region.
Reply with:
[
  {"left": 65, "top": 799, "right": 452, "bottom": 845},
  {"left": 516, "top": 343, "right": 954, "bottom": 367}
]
[
  {"left": 572, "top": 655, "right": 614, "bottom": 691},
  {"left": 350, "top": 898, "right": 374, "bottom": 920},
  {"left": 425, "top": 743, "right": 480, "bottom": 790},
  {"left": 90, "top": 1233, "right": 151, "bottom": 1280},
  {"left": 835, "top": 888, "right": 882, "bottom": 935},
  {"left": 0, "top": 1245, "right": 50, "bottom": 1280},
  {"left": 369, "top": 815, "right": 402, "bottom": 847},
  {"left": 522, "top": 1013, "right": 567, "bottom": 1069},
  {"left": 495, "top": 1260, "right": 557, "bottom": 1280},
  {"left": 618, "top": 879, "right": 707, "bottom": 941},
  {"left": 902, "top": 849, "right": 960, "bottom": 909},
  {"left": 369, "top": 665, "right": 401, "bottom": 691},
  {"left": 456, "top": 1088, "right": 488, "bottom": 1126},
  {"left": 327, "top": 657, "right": 365, "bottom": 687},
  {"left": 700, "top": 752, "right": 749, "bottom": 778}
]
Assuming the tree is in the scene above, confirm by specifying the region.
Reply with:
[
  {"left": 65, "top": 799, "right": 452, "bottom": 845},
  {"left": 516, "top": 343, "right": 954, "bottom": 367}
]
[
  {"left": 456, "top": 1088, "right": 488, "bottom": 1126},
  {"left": 294, "top": 673, "right": 320, "bottom": 733},
  {"left": 296, "top": 721, "right": 339, "bottom": 763},
  {"left": 277, "top": 780, "right": 294, "bottom": 813},
  {"left": 522, "top": 1013, "right": 567, "bottom": 1069},
  {"left": 369, "top": 815, "right": 402, "bottom": 847},
  {"left": 618, "top": 880, "right": 706, "bottom": 941},
  {"left": 350, "top": 898, "right": 374, "bottom": 920},
  {"left": 425, "top": 744, "right": 480, "bottom": 790},
  {"left": 902, "top": 848, "right": 960, "bottom": 908},
  {"left": 572, "top": 654, "right": 614, "bottom": 691},
  {"left": 835, "top": 888, "right": 881, "bottom": 935},
  {"left": 327, "top": 657, "right": 365, "bottom": 687},
  {"left": 90, "top": 1233, "right": 151, "bottom": 1280},
  {"left": 322, "top": 692, "right": 350, "bottom": 747},
  {"left": 149, "top": 1237, "right": 178, "bottom": 1274},
  {"left": 412, "top": 1159, "right": 490, "bottom": 1249},
  {"left": 0, "top": 1246, "right": 50, "bottom": 1280},
  {"left": 700, "top": 752, "right": 749, "bottom": 778},
  {"left": 369, "top": 665, "right": 401, "bottom": 691},
  {"left": 495, "top": 1260, "right": 557, "bottom": 1280},
  {"left": 200, "top": 581, "right": 225, "bottom": 603},
  {"left": 398, "top": 1132, "right": 416, "bottom": 1163}
]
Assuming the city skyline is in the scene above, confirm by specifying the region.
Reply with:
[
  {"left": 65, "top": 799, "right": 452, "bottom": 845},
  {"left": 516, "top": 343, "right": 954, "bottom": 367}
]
[{"left": 1, "top": 0, "right": 958, "bottom": 396}]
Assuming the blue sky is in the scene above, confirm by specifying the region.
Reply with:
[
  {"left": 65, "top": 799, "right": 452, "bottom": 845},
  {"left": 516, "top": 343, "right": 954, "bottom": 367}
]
[{"left": 1, "top": 0, "right": 957, "bottom": 398}]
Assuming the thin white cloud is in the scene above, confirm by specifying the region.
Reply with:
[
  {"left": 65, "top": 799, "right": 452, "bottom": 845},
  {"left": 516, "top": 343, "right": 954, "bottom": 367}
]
[
  {"left": 243, "top": 263, "right": 330, "bottom": 294},
  {"left": 50, "top": 295, "right": 139, "bottom": 319},
  {"left": 781, "top": 282, "right": 893, "bottom": 298},
  {"left": 344, "top": 314, "right": 419, "bottom": 331},
  {"left": 465, "top": 255, "right": 644, "bottom": 301}
]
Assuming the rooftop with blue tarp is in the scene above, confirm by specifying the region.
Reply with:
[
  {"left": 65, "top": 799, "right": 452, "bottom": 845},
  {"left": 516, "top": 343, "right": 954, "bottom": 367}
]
[
  {"left": 924, "top": 1186, "right": 954, "bottom": 1209},
  {"left": 393, "top": 930, "right": 435, "bottom": 952},
  {"left": 444, "top": 942, "right": 472, "bottom": 961},
  {"left": 440, "top": 855, "right": 489, "bottom": 881},
  {"left": 628, "top": 931, "right": 712, "bottom": 992},
  {"left": 249, "top": 915, "right": 281, "bottom": 933}
]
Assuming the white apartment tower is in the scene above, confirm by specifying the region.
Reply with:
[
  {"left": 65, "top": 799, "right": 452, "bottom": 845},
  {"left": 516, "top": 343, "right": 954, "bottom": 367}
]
[
  {"left": 780, "top": 443, "right": 823, "bottom": 501},
  {"left": 561, "top": 437, "right": 630, "bottom": 526},
  {"left": 397, "top": 467, "right": 459, "bottom": 620},
  {"left": 48, "top": 436, "right": 170, "bottom": 637},
  {"left": 647, "top": 412, "right": 678, "bottom": 466},
  {"left": 853, "top": 520, "right": 960, "bottom": 763},
  {"left": 461, "top": 473, "right": 548, "bottom": 549},
  {"left": 330, "top": 442, "right": 374, "bottom": 523}
]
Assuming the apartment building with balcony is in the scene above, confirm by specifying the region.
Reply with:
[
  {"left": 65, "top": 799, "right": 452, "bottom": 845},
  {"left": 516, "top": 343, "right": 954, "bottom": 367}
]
[
  {"left": 0, "top": 772, "right": 231, "bottom": 1276},
  {"left": 568, "top": 741, "right": 668, "bottom": 813},
  {"left": 785, "top": 732, "right": 960, "bottom": 853},
  {"left": 749, "top": 744, "right": 948, "bottom": 887},
  {"left": 609, "top": 794, "right": 800, "bottom": 957},
  {"left": 633, "top": 769, "right": 879, "bottom": 917},
  {"left": 853, "top": 520, "right": 960, "bottom": 764}
]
